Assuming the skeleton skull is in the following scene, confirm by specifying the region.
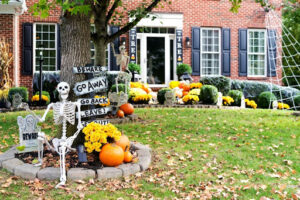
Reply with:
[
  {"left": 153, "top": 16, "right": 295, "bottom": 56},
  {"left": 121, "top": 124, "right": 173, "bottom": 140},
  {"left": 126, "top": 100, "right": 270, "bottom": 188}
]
[{"left": 57, "top": 82, "right": 70, "bottom": 100}]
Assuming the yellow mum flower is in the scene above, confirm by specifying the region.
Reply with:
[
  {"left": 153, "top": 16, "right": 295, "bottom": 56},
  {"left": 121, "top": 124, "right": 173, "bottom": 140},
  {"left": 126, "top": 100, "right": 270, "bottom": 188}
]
[{"left": 169, "top": 81, "right": 180, "bottom": 89}]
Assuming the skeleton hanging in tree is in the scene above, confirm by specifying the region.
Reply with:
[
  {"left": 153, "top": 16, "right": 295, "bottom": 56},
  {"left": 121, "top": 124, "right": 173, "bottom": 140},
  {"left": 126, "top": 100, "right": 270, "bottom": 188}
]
[
  {"left": 21, "top": 82, "right": 83, "bottom": 188},
  {"left": 111, "top": 43, "right": 130, "bottom": 72}
]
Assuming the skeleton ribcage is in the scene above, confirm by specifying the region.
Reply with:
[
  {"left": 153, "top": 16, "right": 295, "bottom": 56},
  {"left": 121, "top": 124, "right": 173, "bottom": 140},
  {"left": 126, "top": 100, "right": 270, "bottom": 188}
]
[{"left": 53, "top": 102, "right": 76, "bottom": 125}]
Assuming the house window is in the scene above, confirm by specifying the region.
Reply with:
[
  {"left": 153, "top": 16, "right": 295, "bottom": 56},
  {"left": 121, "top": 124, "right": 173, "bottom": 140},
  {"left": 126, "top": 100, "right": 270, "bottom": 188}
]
[
  {"left": 35, "top": 24, "right": 57, "bottom": 71},
  {"left": 248, "top": 29, "right": 267, "bottom": 77},
  {"left": 91, "top": 25, "right": 109, "bottom": 67},
  {"left": 201, "top": 28, "right": 221, "bottom": 76}
]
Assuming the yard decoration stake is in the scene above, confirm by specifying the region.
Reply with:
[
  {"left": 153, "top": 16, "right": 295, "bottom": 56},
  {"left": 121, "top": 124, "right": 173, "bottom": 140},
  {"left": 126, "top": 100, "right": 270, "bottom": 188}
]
[
  {"left": 241, "top": 95, "right": 246, "bottom": 109},
  {"left": 217, "top": 92, "right": 223, "bottom": 107}
]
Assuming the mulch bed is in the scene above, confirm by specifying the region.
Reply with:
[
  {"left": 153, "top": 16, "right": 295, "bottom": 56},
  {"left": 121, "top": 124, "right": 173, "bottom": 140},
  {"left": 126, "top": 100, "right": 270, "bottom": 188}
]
[{"left": 15, "top": 143, "right": 137, "bottom": 171}]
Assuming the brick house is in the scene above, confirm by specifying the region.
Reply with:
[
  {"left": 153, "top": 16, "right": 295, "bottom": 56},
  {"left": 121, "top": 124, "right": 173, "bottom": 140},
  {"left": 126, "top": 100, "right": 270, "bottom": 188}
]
[{"left": 0, "top": 0, "right": 281, "bottom": 96}]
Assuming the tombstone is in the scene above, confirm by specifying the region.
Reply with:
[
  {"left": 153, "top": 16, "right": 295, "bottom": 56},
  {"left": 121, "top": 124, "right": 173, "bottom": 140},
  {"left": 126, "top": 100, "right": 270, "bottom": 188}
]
[
  {"left": 17, "top": 114, "right": 40, "bottom": 153},
  {"left": 272, "top": 100, "right": 278, "bottom": 110},
  {"left": 217, "top": 92, "right": 223, "bottom": 107},
  {"left": 241, "top": 95, "right": 246, "bottom": 109},
  {"left": 12, "top": 93, "right": 23, "bottom": 109},
  {"left": 164, "top": 90, "right": 175, "bottom": 106}
]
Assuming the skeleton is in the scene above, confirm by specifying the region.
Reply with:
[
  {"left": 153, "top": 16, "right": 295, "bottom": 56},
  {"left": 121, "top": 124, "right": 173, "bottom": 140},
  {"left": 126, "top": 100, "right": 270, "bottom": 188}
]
[
  {"left": 20, "top": 82, "right": 82, "bottom": 188},
  {"left": 111, "top": 43, "right": 130, "bottom": 72}
]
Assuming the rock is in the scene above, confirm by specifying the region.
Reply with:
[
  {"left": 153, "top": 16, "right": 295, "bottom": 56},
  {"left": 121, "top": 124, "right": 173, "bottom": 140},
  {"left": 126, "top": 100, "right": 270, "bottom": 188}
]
[
  {"left": 118, "top": 163, "right": 140, "bottom": 176},
  {"left": 67, "top": 168, "right": 95, "bottom": 181},
  {"left": 127, "top": 114, "right": 138, "bottom": 120},
  {"left": 0, "top": 146, "right": 17, "bottom": 167},
  {"left": 14, "top": 164, "right": 40, "bottom": 180},
  {"left": 97, "top": 167, "right": 122, "bottom": 180},
  {"left": 131, "top": 142, "right": 151, "bottom": 152},
  {"left": 37, "top": 167, "right": 61, "bottom": 180},
  {"left": 137, "top": 150, "right": 151, "bottom": 171},
  {"left": 2, "top": 158, "right": 24, "bottom": 173}
]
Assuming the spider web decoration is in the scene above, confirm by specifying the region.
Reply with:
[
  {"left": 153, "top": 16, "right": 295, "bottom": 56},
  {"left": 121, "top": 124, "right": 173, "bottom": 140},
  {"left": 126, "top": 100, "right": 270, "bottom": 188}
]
[{"left": 266, "top": 9, "right": 300, "bottom": 110}]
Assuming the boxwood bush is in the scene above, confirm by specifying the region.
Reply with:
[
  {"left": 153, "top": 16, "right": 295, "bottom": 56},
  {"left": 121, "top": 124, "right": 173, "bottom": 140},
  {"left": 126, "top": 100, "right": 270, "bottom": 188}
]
[
  {"left": 200, "top": 85, "right": 218, "bottom": 104},
  {"left": 8, "top": 87, "right": 28, "bottom": 103},
  {"left": 110, "top": 84, "right": 129, "bottom": 94},
  {"left": 228, "top": 90, "right": 243, "bottom": 106},
  {"left": 257, "top": 91, "right": 277, "bottom": 108},
  {"left": 293, "top": 95, "right": 300, "bottom": 109},
  {"left": 200, "top": 76, "right": 231, "bottom": 95},
  {"left": 176, "top": 63, "right": 192, "bottom": 78},
  {"left": 157, "top": 88, "right": 172, "bottom": 104}
]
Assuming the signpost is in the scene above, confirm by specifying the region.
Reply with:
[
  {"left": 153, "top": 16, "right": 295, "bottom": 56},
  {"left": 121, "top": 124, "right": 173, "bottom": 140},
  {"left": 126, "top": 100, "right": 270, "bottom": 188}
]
[
  {"left": 73, "top": 76, "right": 108, "bottom": 96},
  {"left": 73, "top": 66, "right": 108, "bottom": 74},
  {"left": 76, "top": 107, "right": 111, "bottom": 119},
  {"left": 81, "top": 119, "right": 109, "bottom": 127},
  {"left": 77, "top": 97, "right": 109, "bottom": 106}
]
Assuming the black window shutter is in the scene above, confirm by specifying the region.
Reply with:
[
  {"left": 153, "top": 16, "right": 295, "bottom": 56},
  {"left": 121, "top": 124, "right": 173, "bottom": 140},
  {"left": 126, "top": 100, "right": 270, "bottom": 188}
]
[
  {"left": 239, "top": 29, "right": 248, "bottom": 76},
  {"left": 221, "top": 28, "right": 231, "bottom": 76},
  {"left": 110, "top": 26, "right": 120, "bottom": 71},
  {"left": 267, "top": 30, "right": 277, "bottom": 77},
  {"left": 22, "top": 23, "right": 33, "bottom": 75},
  {"left": 191, "top": 27, "right": 200, "bottom": 75},
  {"left": 57, "top": 24, "right": 61, "bottom": 71}
]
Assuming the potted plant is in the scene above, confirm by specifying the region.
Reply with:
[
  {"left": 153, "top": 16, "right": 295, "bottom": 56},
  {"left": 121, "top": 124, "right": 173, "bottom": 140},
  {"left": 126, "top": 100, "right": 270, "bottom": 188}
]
[{"left": 176, "top": 63, "right": 192, "bottom": 80}]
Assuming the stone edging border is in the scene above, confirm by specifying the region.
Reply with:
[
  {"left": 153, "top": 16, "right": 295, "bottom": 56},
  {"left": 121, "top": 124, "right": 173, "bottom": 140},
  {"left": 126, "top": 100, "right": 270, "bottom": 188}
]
[
  {"left": 133, "top": 104, "right": 242, "bottom": 109},
  {"left": 0, "top": 142, "right": 151, "bottom": 181}
]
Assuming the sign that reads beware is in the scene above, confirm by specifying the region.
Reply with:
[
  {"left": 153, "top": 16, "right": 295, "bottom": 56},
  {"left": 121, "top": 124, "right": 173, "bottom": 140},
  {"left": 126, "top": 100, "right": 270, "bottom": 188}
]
[
  {"left": 73, "top": 66, "right": 108, "bottom": 74},
  {"left": 74, "top": 76, "right": 108, "bottom": 96},
  {"left": 78, "top": 97, "right": 109, "bottom": 106},
  {"left": 76, "top": 107, "right": 111, "bottom": 118},
  {"left": 81, "top": 119, "right": 109, "bottom": 127}
]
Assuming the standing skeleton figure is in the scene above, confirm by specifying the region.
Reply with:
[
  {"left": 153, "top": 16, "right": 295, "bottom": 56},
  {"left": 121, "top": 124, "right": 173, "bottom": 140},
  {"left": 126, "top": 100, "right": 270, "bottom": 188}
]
[
  {"left": 36, "top": 82, "right": 83, "bottom": 188},
  {"left": 111, "top": 43, "right": 130, "bottom": 72}
]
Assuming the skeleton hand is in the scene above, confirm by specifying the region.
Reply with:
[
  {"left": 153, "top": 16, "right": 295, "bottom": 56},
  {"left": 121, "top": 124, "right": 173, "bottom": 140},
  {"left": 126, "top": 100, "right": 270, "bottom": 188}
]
[
  {"left": 39, "top": 117, "right": 45, "bottom": 122},
  {"left": 111, "top": 42, "right": 114, "bottom": 48},
  {"left": 19, "top": 102, "right": 29, "bottom": 110},
  {"left": 77, "top": 123, "right": 83, "bottom": 130}
]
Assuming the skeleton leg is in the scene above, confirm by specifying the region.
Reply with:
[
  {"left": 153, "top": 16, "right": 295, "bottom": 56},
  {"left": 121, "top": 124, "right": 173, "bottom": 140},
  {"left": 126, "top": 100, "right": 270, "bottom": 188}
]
[
  {"left": 34, "top": 132, "right": 45, "bottom": 167},
  {"left": 56, "top": 145, "right": 67, "bottom": 188}
]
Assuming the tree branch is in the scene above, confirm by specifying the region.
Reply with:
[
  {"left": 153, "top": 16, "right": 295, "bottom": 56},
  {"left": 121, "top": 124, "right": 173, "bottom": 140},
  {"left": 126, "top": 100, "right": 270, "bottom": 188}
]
[
  {"left": 107, "top": 0, "right": 161, "bottom": 43},
  {"left": 106, "top": 0, "right": 121, "bottom": 25}
]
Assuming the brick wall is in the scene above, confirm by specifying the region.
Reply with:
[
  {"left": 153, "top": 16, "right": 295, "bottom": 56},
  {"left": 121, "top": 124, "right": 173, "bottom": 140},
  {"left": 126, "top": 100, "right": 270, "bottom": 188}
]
[
  {"left": 0, "top": 14, "right": 14, "bottom": 86},
  {"left": 17, "top": 0, "right": 61, "bottom": 96}
]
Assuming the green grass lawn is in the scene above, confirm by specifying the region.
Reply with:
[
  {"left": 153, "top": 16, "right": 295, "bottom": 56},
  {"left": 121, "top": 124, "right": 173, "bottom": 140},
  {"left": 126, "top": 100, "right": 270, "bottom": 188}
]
[{"left": 0, "top": 108, "right": 299, "bottom": 199}]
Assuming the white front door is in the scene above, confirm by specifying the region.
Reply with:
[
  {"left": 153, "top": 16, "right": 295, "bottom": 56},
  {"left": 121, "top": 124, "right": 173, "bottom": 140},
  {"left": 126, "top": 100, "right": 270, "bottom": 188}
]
[{"left": 137, "top": 34, "right": 175, "bottom": 87}]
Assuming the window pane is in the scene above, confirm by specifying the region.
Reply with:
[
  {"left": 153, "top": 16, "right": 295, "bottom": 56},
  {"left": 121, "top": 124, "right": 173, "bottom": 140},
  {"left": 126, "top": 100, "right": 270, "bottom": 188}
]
[
  {"left": 152, "top": 27, "right": 159, "bottom": 33},
  {"left": 248, "top": 30, "right": 266, "bottom": 76}
]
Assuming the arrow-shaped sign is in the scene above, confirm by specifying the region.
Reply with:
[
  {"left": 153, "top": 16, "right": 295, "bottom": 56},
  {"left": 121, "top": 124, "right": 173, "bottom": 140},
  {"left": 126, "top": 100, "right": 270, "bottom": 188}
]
[
  {"left": 77, "top": 97, "right": 109, "bottom": 106},
  {"left": 76, "top": 107, "right": 111, "bottom": 118},
  {"left": 73, "top": 66, "right": 108, "bottom": 74},
  {"left": 73, "top": 76, "right": 108, "bottom": 96},
  {"left": 81, "top": 119, "right": 110, "bottom": 127}
]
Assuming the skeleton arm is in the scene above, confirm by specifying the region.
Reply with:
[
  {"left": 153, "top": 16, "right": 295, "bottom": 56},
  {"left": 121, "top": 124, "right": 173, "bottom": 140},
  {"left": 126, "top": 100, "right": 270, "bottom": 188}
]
[
  {"left": 75, "top": 102, "right": 83, "bottom": 131},
  {"left": 40, "top": 103, "right": 53, "bottom": 122},
  {"left": 111, "top": 43, "right": 117, "bottom": 56}
]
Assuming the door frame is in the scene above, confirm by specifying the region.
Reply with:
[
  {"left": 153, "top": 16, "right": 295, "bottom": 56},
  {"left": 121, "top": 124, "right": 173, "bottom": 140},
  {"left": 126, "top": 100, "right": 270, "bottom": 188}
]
[{"left": 137, "top": 33, "right": 176, "bottom": 87}]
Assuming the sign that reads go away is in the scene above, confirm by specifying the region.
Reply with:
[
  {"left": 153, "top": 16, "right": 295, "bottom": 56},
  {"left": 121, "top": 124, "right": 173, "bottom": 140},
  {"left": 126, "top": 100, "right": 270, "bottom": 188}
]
[
  {"left": 73, "top": 66, "right": 108, "bottom": 74},
  {"left": 81, "top": 119, "right": 110, "bottom": 127},
  {"left": 73, "top": 76, "right": 108, "bottom": 96},
  {"left": 78, "top": 97, "right": 109, "bottom": 106},
  {"left": 76, "top": 107, "right": 111, "bottom": 118}
]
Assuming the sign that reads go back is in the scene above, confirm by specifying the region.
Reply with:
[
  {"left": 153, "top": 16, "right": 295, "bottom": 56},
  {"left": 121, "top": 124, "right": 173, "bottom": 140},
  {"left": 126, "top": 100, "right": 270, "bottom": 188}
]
[
  {"left": 78, "top": 97, "right": 109, "bottom": 106},
  {"left": 73, "top": 66, "right": 108, "bottom": 74},
  {"left": 73, "top": 76, "right": 108, "bottom": 96}
]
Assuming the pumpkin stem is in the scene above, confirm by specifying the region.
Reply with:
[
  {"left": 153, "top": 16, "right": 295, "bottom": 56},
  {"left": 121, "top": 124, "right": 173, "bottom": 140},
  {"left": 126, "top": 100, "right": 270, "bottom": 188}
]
[{"left": 125, "top": 145, "right": 128, "bottom": 152}]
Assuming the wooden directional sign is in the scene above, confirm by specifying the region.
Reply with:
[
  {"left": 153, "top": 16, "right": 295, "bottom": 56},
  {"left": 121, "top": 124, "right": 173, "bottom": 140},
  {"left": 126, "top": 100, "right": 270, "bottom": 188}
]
[
  {"left": 76, "top": 107, "right": 111, "bottom": 118},
  {"left": 78, "top": 97, "right": 109, "bottom": 106},
  {"left": 73, "top": 76, "right": 108, "bottom": 96},
  {"left": 81, "top": 119, "right": 110, "bottom": 127},
  {"left": 73, "top": 66, "right": 108, "bottom": 74}
]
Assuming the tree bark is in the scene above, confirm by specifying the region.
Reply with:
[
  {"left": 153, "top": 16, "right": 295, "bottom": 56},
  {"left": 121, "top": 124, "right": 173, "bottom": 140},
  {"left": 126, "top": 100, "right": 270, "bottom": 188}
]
[{"left": 59, "top": 11, "right": 91, "bottom": 140}]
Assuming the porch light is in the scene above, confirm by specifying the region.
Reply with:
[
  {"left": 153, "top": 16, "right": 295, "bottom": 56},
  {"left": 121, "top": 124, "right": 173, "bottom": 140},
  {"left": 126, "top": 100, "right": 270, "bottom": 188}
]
[
  {"left": 185, "top": 37, "right": 191, "bottom": 48},
  {"left": 180, "top": 72, "right": 193, "bottom": 83}
]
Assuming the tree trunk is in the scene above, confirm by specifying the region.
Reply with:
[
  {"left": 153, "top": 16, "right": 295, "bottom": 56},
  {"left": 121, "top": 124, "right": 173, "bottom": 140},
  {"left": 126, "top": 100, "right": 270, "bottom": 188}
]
[
  {"left": 94, "top": 38, "right": 107, "bottom": 66},
  {"left": 59, "top": 12, "right": 91, "bottom": 140}
]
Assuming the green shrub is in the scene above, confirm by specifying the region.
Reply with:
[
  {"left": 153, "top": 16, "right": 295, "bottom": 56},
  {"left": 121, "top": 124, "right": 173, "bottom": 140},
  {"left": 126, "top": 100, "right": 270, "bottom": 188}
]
[
  {"left": 128, "top": 63, "right": 141, "bottom": 74},
  {"left": 176, "top": 64, "right": 192, "bottom": 78},
  {"left": 35, "top": 91, "right": 51, "bottom": 104},
  {"left": 157, "top": 88, "right": 172, "bottom": 104},
  {"left": 257, "top": 92, "right": 277, "bottom": 109},
  {"left": 282, "top": 66, "right": 300, "bottom": 90},
  {"left": 8, "top": 87, "right": 28, "bottom": 102},
  {"left": 110, "top": 84, "right": 129, "bottom": 94},
  {"left": 200, "top": 76, "right": 231, "bottom": 95},
  {"left": 228, "top": 90, "right": 243, "bottom": 106},
  {"left": 293, "top": 95, "right": 300, "bottom": 109},
  {"left": 200, "top": 85, "right": 218, "bottom": 104}
]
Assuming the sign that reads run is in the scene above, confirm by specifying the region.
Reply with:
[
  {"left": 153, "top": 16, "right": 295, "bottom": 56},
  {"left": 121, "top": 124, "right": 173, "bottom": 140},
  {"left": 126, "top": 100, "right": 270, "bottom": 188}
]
[
  {"left": 78, "top": 97, "right": 109, "bottom": 106},
  {"left": 76, "top": 107, "right": 111, "bottom": 118},
  {"left": 73, "top": 66, "right": 108, "bottom": 74},
  {"left": 73, "top": 76, "right": 108, "bottom": 96}
]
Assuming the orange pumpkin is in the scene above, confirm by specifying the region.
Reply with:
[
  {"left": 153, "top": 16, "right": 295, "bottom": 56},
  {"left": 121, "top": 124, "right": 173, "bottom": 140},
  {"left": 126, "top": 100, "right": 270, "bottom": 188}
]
[
  {"left": 182, "top": 91, "right": 189, "bottom": 96},
  {"left": 116, "top": 134, "right": 130, "bottom": 151},
  {"left": 120, "top": 103, "right": 134, "bottom": 115},
  {"left": 117, "top": 110, "right": 124, "bottom": 118},
  {"left": 124, "top": 146, "right": 133, "bottom": 163},
  {"left": 99, "top": 143, "right": 124, "bottom": 167}
]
